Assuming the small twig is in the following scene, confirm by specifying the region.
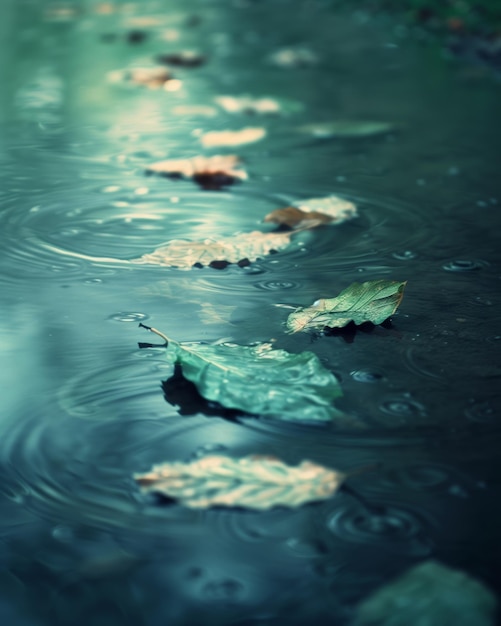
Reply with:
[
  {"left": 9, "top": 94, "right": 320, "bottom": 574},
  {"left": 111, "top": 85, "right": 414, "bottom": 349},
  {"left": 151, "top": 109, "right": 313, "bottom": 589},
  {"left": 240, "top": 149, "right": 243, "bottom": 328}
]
[{"left": 138, "top": 323, "right": 171, "bottom": 346}]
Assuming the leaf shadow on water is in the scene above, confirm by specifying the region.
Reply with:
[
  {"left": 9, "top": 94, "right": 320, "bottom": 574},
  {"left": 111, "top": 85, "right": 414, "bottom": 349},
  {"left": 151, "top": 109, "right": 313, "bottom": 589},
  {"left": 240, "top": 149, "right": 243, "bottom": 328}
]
[
  {"left": 314, "top": 319, "right": 395, "bottom": 344},
  {"left": 161, "top": 364, "right": 249, "bottom": 421}
]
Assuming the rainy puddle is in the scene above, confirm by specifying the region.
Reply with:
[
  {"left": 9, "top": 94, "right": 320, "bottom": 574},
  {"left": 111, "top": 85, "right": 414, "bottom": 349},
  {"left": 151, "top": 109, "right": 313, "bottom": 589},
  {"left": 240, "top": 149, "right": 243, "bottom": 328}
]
[{"left": 0, "top": 0, "right": 500, "bottom": 624}]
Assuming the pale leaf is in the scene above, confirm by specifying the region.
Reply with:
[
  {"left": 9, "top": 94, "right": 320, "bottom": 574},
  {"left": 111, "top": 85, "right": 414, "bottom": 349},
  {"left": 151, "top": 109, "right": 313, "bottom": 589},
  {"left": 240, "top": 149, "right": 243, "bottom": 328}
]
[
  {"left": 130, "top": 231, "right": 292, "bottom": 269},
  {"left": 200, "top": 127, "right": 266, "bottom": 148},
  {"left": 286, "top": 280, "right": 406, "bottom": 332},
  {"left": 135, "top": 455, "right": 345, "bottom": 510}
]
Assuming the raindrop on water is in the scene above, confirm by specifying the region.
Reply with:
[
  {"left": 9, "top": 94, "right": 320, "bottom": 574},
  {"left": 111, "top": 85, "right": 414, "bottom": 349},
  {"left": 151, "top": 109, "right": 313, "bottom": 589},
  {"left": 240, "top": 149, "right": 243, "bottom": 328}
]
[
  {"left": 350, "top": 370, "right": 384, "bottom": 383},
  {"left": 442, "top": 259, "right": 488, "bottom": 272},
  {"left": 108, "top": 312, "right": 149, "bottom": 323},
  {"left": 392, "top": 250, "right": 417, "bottom": 260},
  {"left": 254, "top": 280, "right": 299, "bottom": 291}
]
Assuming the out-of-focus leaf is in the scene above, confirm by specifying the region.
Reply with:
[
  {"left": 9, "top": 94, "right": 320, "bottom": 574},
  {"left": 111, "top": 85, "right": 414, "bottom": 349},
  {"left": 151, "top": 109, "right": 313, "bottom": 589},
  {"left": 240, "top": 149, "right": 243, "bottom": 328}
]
[
  {"left": 145, "top": 155, "right": 247, "bottom": 189},
  {"left": 268, "top": 47, "right": 319, "bottom": 67},
  {"left": 200, "top": 127, "right": 266, "bottom": 148},
  {"left": 141, "top": 328, "right": 343, "bottom": 421},
  {"left": 171, "top": 105, "right": 218, "bottom": 117},
  {"left": 156, "top": 50, "right": 206, "bottom": 67},
  {"left": 353, "top": 561, "right": 497, "bottom": 626},
  {"left": 286, "top": 280, "right": 406, "bottom": 333},
  {"left": 108, "top": 66, "right": 174, "bottom": 89},
  {"left": 135, "top": 455, "right": 345, "bottom": 510},
  {"left": 298, "top": 121, "right": 396, "bottom": 138},
  {"left": 216, "top": 95, "right": 303, "bottom": 115},
  {"left": 130, "top": 231, "right": 292, "bottom": 269},
  {"left": 264, "top": 195, "right": 357, "bottom": 229}
]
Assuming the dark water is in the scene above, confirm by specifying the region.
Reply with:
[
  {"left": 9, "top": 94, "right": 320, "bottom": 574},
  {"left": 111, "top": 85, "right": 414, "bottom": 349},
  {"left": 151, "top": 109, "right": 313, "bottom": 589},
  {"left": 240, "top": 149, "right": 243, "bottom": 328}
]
[{"left": 1, "top": 0, "right": 500, "bottom": 624}]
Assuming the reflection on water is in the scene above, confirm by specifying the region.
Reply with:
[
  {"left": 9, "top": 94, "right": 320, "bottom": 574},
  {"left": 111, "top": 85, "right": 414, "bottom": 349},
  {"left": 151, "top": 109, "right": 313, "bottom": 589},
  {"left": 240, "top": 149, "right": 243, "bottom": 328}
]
[{"left": 1, "top": 0, "right": 500, "bottom": 624}]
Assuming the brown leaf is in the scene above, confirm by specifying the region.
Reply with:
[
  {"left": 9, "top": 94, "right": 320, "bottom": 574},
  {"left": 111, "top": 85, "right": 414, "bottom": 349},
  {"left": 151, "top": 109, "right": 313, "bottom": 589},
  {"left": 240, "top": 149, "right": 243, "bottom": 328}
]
[
  {"left": 264, "top": 195, "right": 357, "bottom": 230},
  {"left": 145, "top": 155, "right": 247, "bottom": 189},
  {"left": 264, "top": 206, "right": 333, "bottom": 229}
]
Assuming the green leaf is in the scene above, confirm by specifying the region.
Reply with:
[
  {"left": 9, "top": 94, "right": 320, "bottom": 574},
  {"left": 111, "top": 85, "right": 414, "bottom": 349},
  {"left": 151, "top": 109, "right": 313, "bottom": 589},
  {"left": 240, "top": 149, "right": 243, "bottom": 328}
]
[
  {"left": 135, "top": 454, "right": 345, "bottom": 510},
  {"left": 141, "top": 326, "right": 343, "bottom": 421},
  {"left": 130, "top": 231, "right": 293, "bottom": 268},
  {"left": 286, "top": 280, "right": 406, "bottom": 333}
]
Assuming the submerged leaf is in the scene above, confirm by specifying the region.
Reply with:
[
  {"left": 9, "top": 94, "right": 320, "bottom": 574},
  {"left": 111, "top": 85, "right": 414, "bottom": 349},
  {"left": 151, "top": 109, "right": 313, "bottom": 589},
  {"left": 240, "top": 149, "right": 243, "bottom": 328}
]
[
  {"left": 130, "top": 231, "right": 292, "bottom": 269},
  {"left": 135, "top": 455, "right": 345, "bottom": 510},
  {"left": 145, "top": 154, "right": 247, "bottom": 189},
  {"left": 287, "top": 280, "right": 406, "bottom": 333},
  {"left": 353, "top": 561, "right": 497, "bottom": 626},
  {"left": 142, "top": 334, "right": 343, "bottom": 421},
  {"left": 264, "top": 195, "right": 357, "bottom": 229},
  {"left": 298, "top": 120, "right": 396, "bottom": 138},
  {"left": 200, "top": 127, "right": 266, "bottom": 148}
]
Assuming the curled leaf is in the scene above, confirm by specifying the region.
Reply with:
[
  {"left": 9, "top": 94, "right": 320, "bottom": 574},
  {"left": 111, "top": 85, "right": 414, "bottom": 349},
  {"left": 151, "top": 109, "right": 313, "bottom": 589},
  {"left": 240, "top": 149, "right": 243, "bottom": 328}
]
[
  {"left": 156, "top": 50, "right": 206, "bottom": 67},
  {"left": 135, "top": 455, "right": 345, "bottom": 510},
  {"left": 264, "top": 195, "right": 357, "bottom": 229},
  {"left": 298, "top": 120, "right": 396, "bottom": 138},
  {"left": 200, "top": 127, "right": 266, "bottom": 149},
  {"left": 145, "top": 154, "right": 247, "bottom": 189},
  {"left": 130, "top": 231, "right": 292, "bottom": 268},
  {"left": 286, "top": 280, "right": 406, "bottom": 333}
]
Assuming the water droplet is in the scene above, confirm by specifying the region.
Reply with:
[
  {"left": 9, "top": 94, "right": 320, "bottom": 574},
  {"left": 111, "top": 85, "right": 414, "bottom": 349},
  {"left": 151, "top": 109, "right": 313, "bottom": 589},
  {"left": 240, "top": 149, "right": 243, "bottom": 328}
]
[
  {"left": 350, "top": 370, "right": 384, "bottom": 383},
  {"left": 465, "top": 401, "right": 495, "bottom": 422},
  {"left": 380, "top": 397, "right": 426, "bottom": 418},
  {"left": 392, "top": 250, "right": 417, "bottom": 260},
  {"left": 102, "top": 185, "right": 121, "bottom": 193},
  {"left": 52, "top": 525, "right": 74, "bottom": 542},
  {"left": 190, "top": 443, "right": 227, "bottom": 460},
  {"left": 443, "top": 259, "right": 488, "bottom": 272},
  {"left": 241, "top": 264, "right": 265, "bottom": 275},
  {"left": 108, "top": 312, "right": 149, "bottom": 323},
  {"left": 254, "top": 280, "right": 299, "bottom": 291},
  {"left": 202, "top": 579, "right": 244, "bottom": 601},
  {"left": 83, "top": 278, "right": 103, "bottom": 284}
]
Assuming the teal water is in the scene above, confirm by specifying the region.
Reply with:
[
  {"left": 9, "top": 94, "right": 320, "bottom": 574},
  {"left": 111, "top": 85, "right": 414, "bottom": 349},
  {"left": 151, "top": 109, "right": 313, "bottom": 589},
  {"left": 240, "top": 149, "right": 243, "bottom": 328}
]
[{"left": 0, "top": 1, "right": 500, "bottom": 624}]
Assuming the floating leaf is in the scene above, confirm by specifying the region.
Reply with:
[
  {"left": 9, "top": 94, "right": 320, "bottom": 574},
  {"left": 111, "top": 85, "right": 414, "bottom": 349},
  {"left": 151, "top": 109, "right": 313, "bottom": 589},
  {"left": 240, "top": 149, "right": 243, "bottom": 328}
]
[
  {"left": 130, "top": 231, "right": 293, "bottom": 268},
  {"left": 200, "top": 127, "right": 266, "bottom": 149},
  {"left": 108, "top": 66, "right": 174, "bottom": 89},
  {"left": 298, "top": 120, "right": 396, "bottom": 138},
  {"left": 135, "top": 455, "right": 345, "bottom": 510},
  {"left": 156, "top": 50, "right": 206, "bottom": 67},
  {"left": 171, "top": 105, "right": 218, "bottom": 117},
  {"left": 353, "top": 561, "right": 497, "bottom": 626},
  {"left": 141, "top": 327, "right": 343, "bottom": 421},
  {"left": 145, "top": 155, "right": 247, "bottom": 189},
  {"left": 268, "top": 47, "right": 319, "bottom": 68},
  {"left": 264, "top": 195, "right": 357, "bottom": 229},
  {"left": 286, "top": 280, "right": 406, "bottom": 333}
]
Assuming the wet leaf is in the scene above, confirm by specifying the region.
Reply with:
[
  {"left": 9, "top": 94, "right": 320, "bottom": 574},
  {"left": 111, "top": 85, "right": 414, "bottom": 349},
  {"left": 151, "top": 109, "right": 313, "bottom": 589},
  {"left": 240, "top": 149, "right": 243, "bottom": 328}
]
[
  {"left": 156, "top": 50, "right": 206, "bottom": 67},
  {"left": 135, "top": 455, "right": 345, "bottom": 510},
  {"left": 141, "top": 328, "right": 343, "bottom": 421},
  {"left": 108, "top": 67, "right": 174, "bottom": 89},
  {"left": 200, "top": 127, "right": 266, "bottom": 149},
  {"left": 286, "top": 280, "right": 406, "bottom": 333},
  {"left": 353, "top": 561, "right": 497, "bottom": 626},
  {"left": 264, "top": 195, "right": 357, "bottom": 229},
  {"left": 298, "top": 120, "right": 396, "bottom": 138},
  {"left": 145, "top": 155, "right": 247, "bottom": 189},
  {"left": 130, "top": 231, "right": 293, "bottom": 268}
]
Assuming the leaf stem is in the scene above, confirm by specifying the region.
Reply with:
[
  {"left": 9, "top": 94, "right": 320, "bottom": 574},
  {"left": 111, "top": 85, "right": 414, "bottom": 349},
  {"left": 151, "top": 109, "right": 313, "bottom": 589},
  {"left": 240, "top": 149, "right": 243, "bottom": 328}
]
[{"left": 138, "top": 323, "right": 173, "bottom": 346}]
